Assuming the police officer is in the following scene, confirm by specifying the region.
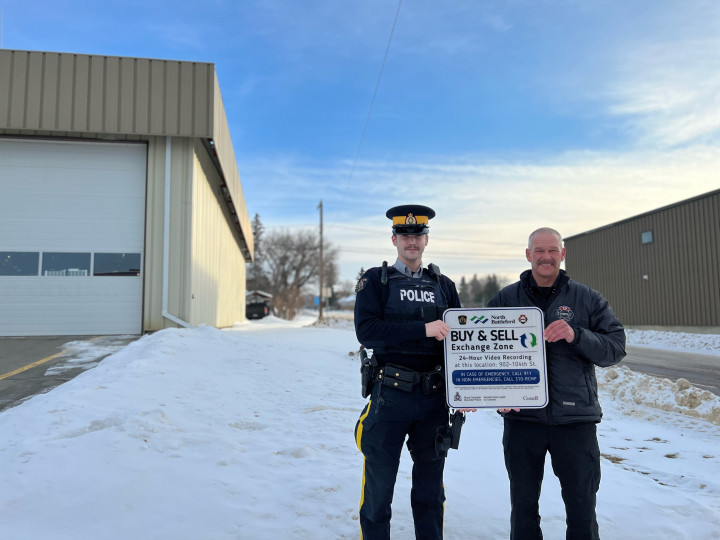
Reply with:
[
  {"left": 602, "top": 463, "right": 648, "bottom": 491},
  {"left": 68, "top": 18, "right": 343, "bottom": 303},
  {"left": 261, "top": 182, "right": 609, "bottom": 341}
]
[{"left": 354, "top": 204, "right": 461, "bottom": 540}]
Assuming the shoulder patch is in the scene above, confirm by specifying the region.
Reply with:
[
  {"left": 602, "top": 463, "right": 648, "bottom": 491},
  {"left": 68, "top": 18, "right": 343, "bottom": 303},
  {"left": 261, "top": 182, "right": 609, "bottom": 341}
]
[{"left": 355, "top": 277, "right": 368, "bottom": 293}]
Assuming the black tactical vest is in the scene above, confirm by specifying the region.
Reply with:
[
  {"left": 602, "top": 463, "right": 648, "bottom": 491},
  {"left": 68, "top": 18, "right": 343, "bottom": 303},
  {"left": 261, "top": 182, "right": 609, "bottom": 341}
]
[{"left": 374, "top": 267, "right": 447, "bottom": 356}]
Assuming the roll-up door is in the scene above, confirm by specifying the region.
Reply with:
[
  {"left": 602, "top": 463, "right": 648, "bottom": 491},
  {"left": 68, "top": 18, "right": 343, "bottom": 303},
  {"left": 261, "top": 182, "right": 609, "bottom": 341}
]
[{"left": 0, "top": 139, "right": 146, "bottom": 336}]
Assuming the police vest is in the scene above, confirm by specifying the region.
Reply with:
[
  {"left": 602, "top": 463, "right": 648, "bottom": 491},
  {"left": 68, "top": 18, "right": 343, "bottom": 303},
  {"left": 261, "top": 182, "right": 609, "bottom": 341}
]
[{"left": 374, "top": 266, "right": 447, "bottom": 356}]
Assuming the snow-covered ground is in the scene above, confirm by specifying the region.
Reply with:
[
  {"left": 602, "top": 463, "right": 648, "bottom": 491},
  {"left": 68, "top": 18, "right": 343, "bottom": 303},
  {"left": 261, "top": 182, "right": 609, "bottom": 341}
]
[
  {"left": 625, "top": 328, "right": 720, "bottom": 355},
  {"left": 1, "top": 315, "right": 719, "bottom": 539}
]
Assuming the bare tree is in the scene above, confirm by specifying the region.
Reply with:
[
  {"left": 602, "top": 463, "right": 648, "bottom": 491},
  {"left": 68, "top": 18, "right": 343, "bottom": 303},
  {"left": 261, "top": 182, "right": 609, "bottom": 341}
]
[
  {"left": 246, "top": 214, "right": 340, "bottom": 319},
  {"left": 263, "top": 229, "right": 323, "bottom": 319}
]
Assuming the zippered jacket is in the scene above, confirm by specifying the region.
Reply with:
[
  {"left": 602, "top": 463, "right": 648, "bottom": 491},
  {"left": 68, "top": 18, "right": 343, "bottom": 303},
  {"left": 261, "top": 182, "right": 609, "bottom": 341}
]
[{"left": 488, "top": 269, "right": 626, "bottom": 424}]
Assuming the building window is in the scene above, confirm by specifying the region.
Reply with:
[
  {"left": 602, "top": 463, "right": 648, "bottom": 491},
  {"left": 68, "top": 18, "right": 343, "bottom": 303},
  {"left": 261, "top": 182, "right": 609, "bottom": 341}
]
[
  {"left": 94, "top": 253, "right": 142, "bottom": 276},
  {"left": 0, "top": 252, "right": 40, "bottom": 276},
  {"left": 641, "top": 230, "right": 653, "bottom": 244},
  {"left": 42, "top": 252, "right": 91, "bottom": 276}
]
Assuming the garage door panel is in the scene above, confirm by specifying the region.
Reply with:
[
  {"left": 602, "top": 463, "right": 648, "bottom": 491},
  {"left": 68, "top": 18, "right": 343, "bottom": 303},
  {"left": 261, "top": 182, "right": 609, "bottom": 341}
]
[
  {"left": 0, "top": 277, "right": 143, "bottom": 335},
  {"left": 0, "top": 139, "right": 146, "bottom": 336},
  {"left": 3, "top": 213, "right": 145, "bottom": 251}
]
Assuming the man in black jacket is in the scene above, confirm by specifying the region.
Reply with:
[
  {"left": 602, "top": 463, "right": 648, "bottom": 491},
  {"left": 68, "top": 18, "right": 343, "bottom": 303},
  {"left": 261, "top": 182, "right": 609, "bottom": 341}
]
[
  {"left": 488, "top": 227, "right": 626, "bottom": 540},
  {"left": 354, "top": 204, "right": 461, "bottom": 540}
]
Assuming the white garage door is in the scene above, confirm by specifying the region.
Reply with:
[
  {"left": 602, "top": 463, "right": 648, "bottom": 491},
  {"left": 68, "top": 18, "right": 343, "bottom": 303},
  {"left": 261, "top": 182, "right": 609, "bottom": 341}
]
[{"left": 0, "top": 139, "right": 146, "bottom": 336}]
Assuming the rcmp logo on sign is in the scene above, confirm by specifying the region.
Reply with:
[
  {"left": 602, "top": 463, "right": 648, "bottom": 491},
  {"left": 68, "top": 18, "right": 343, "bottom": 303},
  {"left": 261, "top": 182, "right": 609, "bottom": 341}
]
[
  {"left": 458, "top": 315, "right": 468, "bottom": 325},
  {"left": 556, "top": 305, "right": 574, "bottom": 322}
]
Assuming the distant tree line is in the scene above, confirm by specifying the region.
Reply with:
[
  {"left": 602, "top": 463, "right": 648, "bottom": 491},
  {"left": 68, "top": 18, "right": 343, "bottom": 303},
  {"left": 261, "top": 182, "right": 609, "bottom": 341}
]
[{"left": 458, "top": 274, "right": 503, "bottom": 307}]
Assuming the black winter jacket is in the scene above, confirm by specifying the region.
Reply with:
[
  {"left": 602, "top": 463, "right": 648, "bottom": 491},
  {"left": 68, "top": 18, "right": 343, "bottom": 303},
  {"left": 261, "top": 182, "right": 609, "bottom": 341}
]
[{"left": 488, "top": 269, "right": 625, "bottom": 425}]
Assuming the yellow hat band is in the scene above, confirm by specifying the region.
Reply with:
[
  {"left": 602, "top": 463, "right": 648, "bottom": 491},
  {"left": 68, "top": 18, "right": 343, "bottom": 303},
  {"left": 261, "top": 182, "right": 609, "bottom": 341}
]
[{"left": 392, "top": 215, "right": 429, "bottom": 226}]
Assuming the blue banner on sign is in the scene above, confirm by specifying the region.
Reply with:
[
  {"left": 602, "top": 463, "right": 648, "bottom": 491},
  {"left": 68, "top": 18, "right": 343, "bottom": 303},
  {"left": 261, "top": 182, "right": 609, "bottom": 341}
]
[{"left": 452, "top": 369, "right": 541, "bottom": 385}]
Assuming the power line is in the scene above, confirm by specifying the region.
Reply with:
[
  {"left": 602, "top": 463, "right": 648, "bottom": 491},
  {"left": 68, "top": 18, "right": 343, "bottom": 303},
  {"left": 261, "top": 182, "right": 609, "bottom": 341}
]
[{"left": 332, "top": 0, "right": 403, "bottom": 221}]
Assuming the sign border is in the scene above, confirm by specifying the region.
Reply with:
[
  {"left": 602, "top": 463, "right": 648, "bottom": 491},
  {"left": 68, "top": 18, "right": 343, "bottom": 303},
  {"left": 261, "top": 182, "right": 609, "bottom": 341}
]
[{"left": 443, "top": 306, "right": 549, "bottom": 409}]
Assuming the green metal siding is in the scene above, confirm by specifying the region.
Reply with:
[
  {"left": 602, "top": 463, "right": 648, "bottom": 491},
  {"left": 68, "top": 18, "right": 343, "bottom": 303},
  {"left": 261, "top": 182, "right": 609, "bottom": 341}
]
[{"left": 565, "top": 190, "right": 720, "bottom": 327}]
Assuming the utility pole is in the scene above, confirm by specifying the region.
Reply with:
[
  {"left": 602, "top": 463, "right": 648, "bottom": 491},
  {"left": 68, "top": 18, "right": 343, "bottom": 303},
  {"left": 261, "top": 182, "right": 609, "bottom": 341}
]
[{"left": 318, "top": 200, "right": 324, "bottom": 321}]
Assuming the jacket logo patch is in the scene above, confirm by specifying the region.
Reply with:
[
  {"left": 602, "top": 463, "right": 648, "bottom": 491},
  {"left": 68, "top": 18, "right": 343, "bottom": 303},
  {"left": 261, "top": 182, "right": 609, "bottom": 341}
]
[
  {"left": 556, "top": 305, "right": 574, "bottom": 322},
  {"left": 562, "top": 401, "right": 576, "bottom": 406},
  {"left": 355, "top": 278, "right": 368, "bottom": 293}
]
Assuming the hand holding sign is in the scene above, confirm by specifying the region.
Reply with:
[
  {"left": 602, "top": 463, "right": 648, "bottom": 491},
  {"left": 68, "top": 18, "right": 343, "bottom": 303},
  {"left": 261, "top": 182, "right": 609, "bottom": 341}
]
[{"left": 544, "top": 319, "right": 575, "bottom": 343}]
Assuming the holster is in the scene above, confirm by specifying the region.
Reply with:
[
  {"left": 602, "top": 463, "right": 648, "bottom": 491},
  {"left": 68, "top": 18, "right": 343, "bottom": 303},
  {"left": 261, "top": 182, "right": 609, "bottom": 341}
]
[
  {"left": 360, "top": 348, "right": 378, "bottom": 398},
  {"left": 422, "top": 367, "right": 444, "bottom": 395},
  {"left": 435, "top": 410, "right": 466, "bottom": 458}
]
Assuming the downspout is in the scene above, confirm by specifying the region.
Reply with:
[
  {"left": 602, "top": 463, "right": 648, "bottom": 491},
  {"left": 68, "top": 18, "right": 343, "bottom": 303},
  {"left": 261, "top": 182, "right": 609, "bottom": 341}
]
[{"left": 162, "top": 136, "right": 193, "bottom": 328}]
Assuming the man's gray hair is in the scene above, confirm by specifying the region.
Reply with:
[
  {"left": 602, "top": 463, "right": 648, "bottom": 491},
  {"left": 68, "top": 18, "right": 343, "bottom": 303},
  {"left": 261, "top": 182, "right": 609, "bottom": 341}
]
[{"left": 528, "top": 227, "right": 564, "bottom": 249}]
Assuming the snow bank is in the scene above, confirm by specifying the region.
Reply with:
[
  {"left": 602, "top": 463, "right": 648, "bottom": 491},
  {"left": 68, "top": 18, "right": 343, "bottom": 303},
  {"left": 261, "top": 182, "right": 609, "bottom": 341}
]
[{"left": 598, "top": 366, "right": 720, "bottom": 425}]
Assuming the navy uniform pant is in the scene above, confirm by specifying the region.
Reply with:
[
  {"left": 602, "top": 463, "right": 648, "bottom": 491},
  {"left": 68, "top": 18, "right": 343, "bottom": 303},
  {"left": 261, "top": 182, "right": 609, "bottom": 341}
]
[
  {"left": 503, "top": 418, "right": 601, "bottom": 540},
  {"left": 355, "top": 381, "right": 448, "bottom": 540}
]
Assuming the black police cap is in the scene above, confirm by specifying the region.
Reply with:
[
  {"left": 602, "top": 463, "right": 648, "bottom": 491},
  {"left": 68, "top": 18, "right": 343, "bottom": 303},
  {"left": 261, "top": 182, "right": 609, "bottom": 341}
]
[{"left": 386, "top": 204, "right": 436, "bottom": 235}]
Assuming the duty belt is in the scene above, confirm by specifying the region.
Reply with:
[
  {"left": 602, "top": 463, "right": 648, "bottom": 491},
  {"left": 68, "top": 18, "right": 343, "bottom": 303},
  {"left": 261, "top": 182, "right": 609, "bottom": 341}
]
[{"left": 378, "top": 363, "right": 445, "bottom": 395}]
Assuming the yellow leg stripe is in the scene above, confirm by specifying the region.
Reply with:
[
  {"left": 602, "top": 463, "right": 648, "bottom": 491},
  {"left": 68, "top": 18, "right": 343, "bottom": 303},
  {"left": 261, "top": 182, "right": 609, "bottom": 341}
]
[
  {"left": 356, "top": 399, "right": 371, "bottom": 451},
  {"left": 356, "top": 400, "right": 372, "bottom": 539},
  {"left": 359, "top": 457, "right": 366, "bottom": 540}
]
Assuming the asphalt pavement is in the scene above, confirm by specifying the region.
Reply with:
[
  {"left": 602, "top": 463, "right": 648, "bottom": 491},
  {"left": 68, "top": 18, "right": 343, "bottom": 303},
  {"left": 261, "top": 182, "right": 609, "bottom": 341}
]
[
  {"left": 623, "top": 345, "right": 720, "bottom": 396},
  {"left": 0, "top": 335, "right": 139, "bottom": 412}
]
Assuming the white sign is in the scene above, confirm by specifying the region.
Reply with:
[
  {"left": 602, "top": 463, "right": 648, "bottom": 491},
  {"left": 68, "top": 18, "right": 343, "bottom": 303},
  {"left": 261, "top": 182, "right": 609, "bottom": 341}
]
[{"left": 443, "top": 307, "right": 548, "bottom": 409}]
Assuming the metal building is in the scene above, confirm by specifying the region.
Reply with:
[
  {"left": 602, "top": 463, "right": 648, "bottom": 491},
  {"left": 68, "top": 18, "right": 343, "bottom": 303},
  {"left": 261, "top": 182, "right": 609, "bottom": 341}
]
[
  {"left": 0, "top": 49, "right": 254, "bottom": 336},
  {"left": 564, "top": 189, "right": 720, "bottom": 329}
]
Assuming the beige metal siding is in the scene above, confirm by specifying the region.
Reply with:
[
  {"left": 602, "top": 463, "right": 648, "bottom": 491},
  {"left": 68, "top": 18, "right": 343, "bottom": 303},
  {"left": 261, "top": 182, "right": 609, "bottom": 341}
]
[
  {"left": 141, "top": 136, "right": 247, "bottom": 331},
  {"left": 565, "top": 190, "right": 720, "bottom": 327},
  {"left": 167, "top": 138, "right": 194, "bottom": 323},
  {"left": 211, "top": 73, "right": 253, "bottom": 259},
  {"left": 142, "top": 136, "right": 167, "bottom": 331},
  {"left": 0, "top": 50, "right": 213, "bottom": 138},
  {"left": 1, "top": 49, "right": 254, "bottom": 332},
  {"left": 189, "top": 139, "right": 246, "bottom": 326}
]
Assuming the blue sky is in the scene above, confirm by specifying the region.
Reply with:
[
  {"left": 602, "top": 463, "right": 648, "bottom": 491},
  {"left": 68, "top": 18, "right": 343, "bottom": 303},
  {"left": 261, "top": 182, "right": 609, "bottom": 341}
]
[{"left": 3, "top": 0, "right": 719, "bottom": 286}]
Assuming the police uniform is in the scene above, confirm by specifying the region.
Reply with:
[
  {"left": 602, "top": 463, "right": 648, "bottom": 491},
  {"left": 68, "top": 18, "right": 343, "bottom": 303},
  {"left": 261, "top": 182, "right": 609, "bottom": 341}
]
[{"left": 354, "top": 205, "right": 461, "bottom": 540}]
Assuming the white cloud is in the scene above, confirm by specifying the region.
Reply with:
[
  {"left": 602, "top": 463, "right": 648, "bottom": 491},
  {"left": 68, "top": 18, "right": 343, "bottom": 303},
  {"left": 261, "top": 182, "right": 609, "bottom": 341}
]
[
  {"left": 606, "top": 39, "right": 720, "bottom": 147},
  {"left": 244, "top": 146, "right": 719, "bottom": 285}
]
